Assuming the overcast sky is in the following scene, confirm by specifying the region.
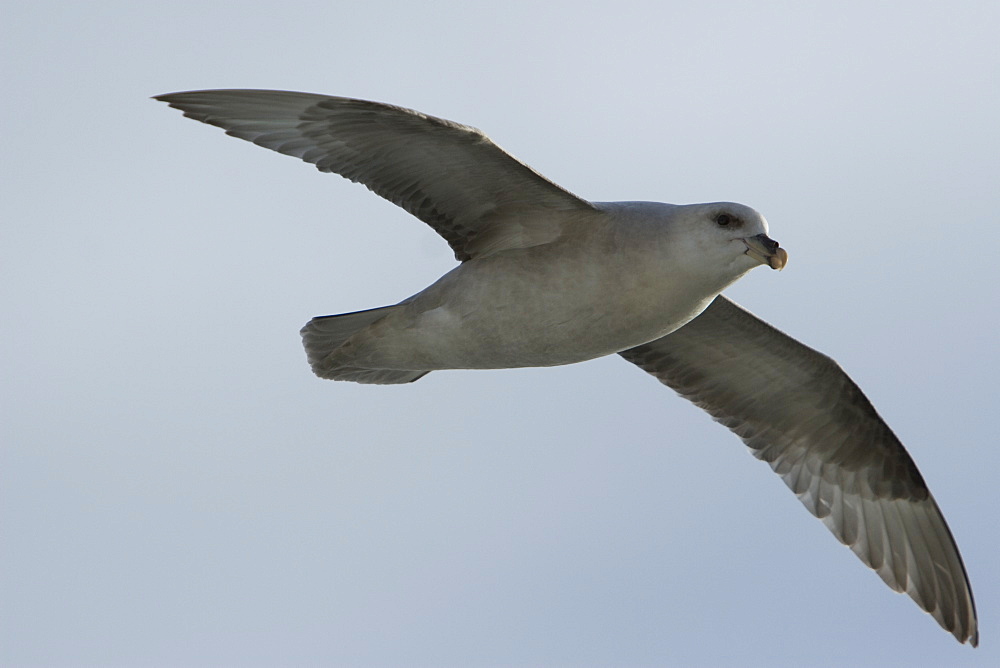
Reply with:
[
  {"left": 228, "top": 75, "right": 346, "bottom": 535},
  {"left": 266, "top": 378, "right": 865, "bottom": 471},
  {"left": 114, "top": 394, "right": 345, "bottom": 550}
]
[{"left": 3, "top": 1, "right": 998, "bottom": 666}]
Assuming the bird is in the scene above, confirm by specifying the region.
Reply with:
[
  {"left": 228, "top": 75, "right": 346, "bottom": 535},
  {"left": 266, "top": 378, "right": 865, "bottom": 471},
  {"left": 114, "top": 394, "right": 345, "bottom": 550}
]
[{"left": 155, "top": 89, "right": 977, "bottom": 646}]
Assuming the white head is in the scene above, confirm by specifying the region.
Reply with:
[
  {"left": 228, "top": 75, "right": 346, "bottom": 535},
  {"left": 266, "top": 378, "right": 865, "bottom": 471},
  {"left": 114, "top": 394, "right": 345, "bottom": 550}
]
[{"left": 661, "top": 201, "right": 788, "bottom": 293}]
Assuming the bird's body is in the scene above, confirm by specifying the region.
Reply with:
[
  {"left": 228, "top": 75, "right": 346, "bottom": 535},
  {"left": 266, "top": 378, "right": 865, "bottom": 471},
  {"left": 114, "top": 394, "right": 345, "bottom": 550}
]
[
  {"left": 156, "top": 89, "right": 977, "bottom": 646},
  {"left": 321, "top": 201, "right": 766, "bottom": 375}
]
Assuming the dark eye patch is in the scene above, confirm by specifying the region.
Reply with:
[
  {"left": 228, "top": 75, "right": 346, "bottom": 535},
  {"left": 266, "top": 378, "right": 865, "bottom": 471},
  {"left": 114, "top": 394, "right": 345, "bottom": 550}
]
[{"left": 715, "top": 212, "right": 740, "bottom": 227}]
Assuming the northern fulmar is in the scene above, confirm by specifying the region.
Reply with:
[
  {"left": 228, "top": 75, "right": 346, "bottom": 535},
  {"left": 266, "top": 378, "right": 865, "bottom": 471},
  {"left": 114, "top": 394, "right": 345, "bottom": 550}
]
[{"left": 155, "top": 89, "right": 977, "bottom": 646}]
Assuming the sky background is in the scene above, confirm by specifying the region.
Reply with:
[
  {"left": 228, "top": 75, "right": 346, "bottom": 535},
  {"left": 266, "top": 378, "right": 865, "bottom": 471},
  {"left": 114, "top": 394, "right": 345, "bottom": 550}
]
[{"left": 3, "top": 1, "right": 998, "bottom": 666}]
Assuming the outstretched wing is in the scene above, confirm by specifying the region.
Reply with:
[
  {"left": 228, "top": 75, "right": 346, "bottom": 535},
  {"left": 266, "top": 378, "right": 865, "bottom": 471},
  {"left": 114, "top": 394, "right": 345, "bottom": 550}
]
[
  {"left": 155, "top": 89, "right": 597, "bottom": 261},
  {"left": 620, "top": 295, "right": 978, "bottom": 646}
]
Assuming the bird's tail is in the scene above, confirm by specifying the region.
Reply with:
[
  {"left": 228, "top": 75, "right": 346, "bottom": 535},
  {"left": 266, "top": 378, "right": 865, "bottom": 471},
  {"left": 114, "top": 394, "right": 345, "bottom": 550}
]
[{"left": 300, "top": 306, "right": 430, "bottom": 384}]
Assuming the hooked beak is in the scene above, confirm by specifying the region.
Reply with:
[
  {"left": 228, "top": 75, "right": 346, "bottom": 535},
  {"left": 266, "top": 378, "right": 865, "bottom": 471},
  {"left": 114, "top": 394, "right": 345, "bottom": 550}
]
[{"left": 743, "top": 234, "right": 788, "bottom": 271}]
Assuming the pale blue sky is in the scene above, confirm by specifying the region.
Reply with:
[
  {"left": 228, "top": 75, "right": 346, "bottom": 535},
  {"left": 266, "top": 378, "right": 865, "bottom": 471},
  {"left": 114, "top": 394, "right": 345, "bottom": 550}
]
[{"left": 3, "top": 1, "right": 998, "bottom": 666}]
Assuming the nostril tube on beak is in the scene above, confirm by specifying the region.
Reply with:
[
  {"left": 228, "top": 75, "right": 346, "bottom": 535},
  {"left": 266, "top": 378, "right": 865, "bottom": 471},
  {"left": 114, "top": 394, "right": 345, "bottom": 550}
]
[
  {"left": 744, "top": 234, "right": 787, "bottom": 270},
  {"left": 756, "top": 234, "right": 779, "bottom": 252}
]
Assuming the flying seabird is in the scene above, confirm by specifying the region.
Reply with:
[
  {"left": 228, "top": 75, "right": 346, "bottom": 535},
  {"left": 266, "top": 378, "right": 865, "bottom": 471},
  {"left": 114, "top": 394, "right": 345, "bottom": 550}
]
[{"left": 155, "top": 89, "right": 978, "bottom": 646}]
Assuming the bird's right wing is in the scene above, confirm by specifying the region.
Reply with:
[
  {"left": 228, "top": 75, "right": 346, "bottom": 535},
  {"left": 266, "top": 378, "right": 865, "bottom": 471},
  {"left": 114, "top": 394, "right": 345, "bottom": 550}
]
[{"left": 155, "top": 90, "right": 598, "bottom": 261}]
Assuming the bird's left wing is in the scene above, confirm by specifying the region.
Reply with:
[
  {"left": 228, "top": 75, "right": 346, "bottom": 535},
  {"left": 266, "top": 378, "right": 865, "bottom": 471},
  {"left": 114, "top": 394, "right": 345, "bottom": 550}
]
[{"left": 619, "top": 295, "right": 978, "bottom": 646}]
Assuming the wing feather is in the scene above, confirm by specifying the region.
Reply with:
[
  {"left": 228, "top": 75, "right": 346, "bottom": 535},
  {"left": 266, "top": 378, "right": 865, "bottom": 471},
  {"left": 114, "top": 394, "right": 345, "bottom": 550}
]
[
  {"left": 154, "top": 89, "right": 597, "bottom": 260},
  {"left": 619, "top": 295, "right": 978, "bottom": 645}
]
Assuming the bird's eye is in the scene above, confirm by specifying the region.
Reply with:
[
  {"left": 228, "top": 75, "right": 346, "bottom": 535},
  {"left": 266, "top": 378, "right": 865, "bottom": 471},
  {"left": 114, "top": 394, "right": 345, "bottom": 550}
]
[{"left": 715, "top": 213, "right": 735, "bottom": 227}]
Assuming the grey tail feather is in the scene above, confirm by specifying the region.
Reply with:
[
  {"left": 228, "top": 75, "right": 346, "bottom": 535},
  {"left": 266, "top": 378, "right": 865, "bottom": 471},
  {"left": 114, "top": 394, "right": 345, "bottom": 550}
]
[{"left": 299, "top": 305, "right": 431, "bottom": 385}]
